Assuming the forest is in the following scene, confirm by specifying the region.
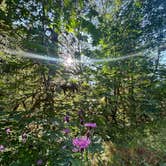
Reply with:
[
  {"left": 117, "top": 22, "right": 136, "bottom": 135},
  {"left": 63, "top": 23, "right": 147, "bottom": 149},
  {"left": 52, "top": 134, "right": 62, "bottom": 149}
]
[{"left": 0, "top": 0, "right": 166, "bottom": 165}]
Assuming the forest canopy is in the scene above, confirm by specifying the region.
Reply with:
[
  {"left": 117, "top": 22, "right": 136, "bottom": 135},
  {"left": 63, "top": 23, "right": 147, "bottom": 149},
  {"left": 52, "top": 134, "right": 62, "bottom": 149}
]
[{"left": 0, "top": 0, "right": 166, "bottom": 165}]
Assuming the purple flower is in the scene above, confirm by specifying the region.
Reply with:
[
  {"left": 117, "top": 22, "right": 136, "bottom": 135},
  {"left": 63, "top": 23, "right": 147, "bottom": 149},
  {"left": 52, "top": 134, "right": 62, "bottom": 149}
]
[
  {"left": 63, "top": 128, "right": 70, "bottom": 134},
  {"left": 72, "top": 147, "right": 79, "bottom": 152},
  {"left": 22, "top": 133, "right": 27, "bottom": 139},
  {"left": 84, "top": 123, "right": 97, "bottom": 128},
  {"left": 22, "top": 133, "right": 27, "bottom": 143},
  {"left": 72, "top": 136, "right": 91, "bottom": 151},
  {"left": 37, "top": 159, "right": 43, "bottom": 165},
  {"left": 0, "top": 145, "right": 5, "bottom": 152},
  {"left": 64, "top": 115, "right": 69, "bottom": 123},
  {"left": 6, "top": 128, "right": 11, "bottom": 134}
]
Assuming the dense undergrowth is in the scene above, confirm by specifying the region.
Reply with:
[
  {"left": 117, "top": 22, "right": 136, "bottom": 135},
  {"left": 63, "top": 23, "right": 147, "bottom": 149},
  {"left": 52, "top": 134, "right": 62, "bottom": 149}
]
[{"left": 0, "top": 0, "right": 166, "bottom": 165}]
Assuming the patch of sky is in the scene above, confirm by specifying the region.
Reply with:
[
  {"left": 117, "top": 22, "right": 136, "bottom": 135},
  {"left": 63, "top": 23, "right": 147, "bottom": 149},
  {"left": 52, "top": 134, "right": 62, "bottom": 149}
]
[{"left": 160, "top": 50, "right": 166, "bottom": 65}]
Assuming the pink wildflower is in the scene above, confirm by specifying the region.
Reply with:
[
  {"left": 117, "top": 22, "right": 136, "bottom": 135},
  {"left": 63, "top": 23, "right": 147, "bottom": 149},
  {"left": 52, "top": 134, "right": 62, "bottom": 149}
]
[
  {"left": 64, "top": 115, "right": 69, "bottom": 123},
  {"left": 84, "top": 123, "right": 97, "bottom": 128},
  {"left": 6, "top": 128, "right": 11, "bottom": 134},
  {"left": 0, "top": 145, "right": 5, "bottom": 152},
  {"left": 72, "top": 136, "right": 91, "bottom": 151},
  {"left": 63, "top": 128, "right": 70, "bottom": 134},
  {"left": 22, "top": 133, "right": 27, "bottom": 143}
]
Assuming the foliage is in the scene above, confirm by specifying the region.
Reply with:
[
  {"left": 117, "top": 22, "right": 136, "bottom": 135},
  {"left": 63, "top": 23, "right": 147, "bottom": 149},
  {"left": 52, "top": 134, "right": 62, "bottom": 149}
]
[{"left": 0, "top": 0, "right": 166, "bottom": 165}]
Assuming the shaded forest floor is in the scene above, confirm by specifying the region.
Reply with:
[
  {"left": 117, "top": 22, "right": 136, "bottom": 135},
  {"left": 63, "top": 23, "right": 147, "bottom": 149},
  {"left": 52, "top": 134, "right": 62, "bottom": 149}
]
[{"left": 90, "top": 118, "right": 166, "bottom": 166}]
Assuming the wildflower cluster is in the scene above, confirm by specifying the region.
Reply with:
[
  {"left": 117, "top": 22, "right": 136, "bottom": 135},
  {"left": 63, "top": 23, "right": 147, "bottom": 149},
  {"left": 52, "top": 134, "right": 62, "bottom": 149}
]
[
  {"left": 72, "top": 122, "right": 96, "bottom": 152},
  {"left": 71, "top": 110, "right": 97, "bottom": 152},
  {"left": 72, "top": 137, "right": 91, "bottom": 152},
  {"left": 62, "top": 110, "right": 97, "bottom": 153}
]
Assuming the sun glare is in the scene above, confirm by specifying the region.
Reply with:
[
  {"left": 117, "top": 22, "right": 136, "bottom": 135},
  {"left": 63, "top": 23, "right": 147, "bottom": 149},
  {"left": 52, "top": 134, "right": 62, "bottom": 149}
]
[{"left": 64, "top": 57, "right": 74, "bottom": 67}]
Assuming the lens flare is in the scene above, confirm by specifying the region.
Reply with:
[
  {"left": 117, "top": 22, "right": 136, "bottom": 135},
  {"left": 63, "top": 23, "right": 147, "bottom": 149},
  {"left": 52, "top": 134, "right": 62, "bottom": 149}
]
[{"left": 1, "top": 48, "right": 153, "bottom": 65}]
